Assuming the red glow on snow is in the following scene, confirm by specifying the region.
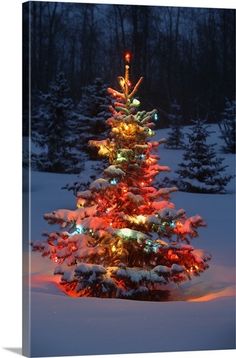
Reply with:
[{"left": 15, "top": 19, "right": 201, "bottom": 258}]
[
  {"left": 59, "top": 282, "right": 85, "bottom": 298},
  {"left": 31, "top": 273, "right": 236, "bottom": 301},
  {"left": 30, "top": 273, "right": 61, "bottom": 289},
  {"left": 188, "top": 286, "right": 235, "bottom": 302}
]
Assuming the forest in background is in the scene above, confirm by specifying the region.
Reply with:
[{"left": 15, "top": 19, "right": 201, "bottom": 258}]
[{"left": 23, "top": 1, "right": 235, "bottom": 126}]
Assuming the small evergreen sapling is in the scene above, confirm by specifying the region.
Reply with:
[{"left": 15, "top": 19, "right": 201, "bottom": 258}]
[
  {"left": 176, "top": 119, "right": 232, "bottom": 193},
  {"left": 32, "top": 73, "right": 81, "bottom": 173},
  {"left": 165, "top": 100, "right": 184, "bottom": 149},
  {"left": 218, "top": 99, "right": 236, "bottom": 153}
]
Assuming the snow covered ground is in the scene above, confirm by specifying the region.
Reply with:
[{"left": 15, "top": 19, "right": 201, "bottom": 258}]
[{"left": 24, "top": 125, "right": 235, "bottom": 356}]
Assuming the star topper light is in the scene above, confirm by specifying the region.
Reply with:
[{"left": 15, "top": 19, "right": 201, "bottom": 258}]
[{"left": 107, "top": 51, "right": 143, "bottom": 101}]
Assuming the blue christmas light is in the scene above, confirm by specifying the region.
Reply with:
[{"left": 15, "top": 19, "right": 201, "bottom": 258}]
[
  {"left": 76, "top": 224, "right": 84, "bottom": 234},
  {"left": 152, "top": 112, "right": 159, "bottom": 121},
  {"left": 152, "top": 243, "right": 161, "bottom": 253},
  {"left": 145, "top": 239, "right": 153, "bottom": 246},
  {"left": 144, "top": 239, "right": 162, "bottom": 254},
  {"left": 170, "top": 221, "right": 176, "bottom": 228},
  {"left": 110, "top": 178, "right": 118, "bottom": 185},
  {"left": 136, "top": 153, "right": 146, "bottom": 160}
]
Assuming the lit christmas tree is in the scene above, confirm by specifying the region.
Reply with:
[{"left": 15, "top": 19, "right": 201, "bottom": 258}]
[{"left": 32, "top": 54, "right": 211, "bottom": 300}]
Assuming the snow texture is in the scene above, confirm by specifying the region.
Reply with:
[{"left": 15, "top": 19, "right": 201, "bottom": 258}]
[
  {"left": 104, "top": 165, "right": 126, "bottom": 177},
  {"left": 89, "top": 178, "right": 111, "bottom": 191}
]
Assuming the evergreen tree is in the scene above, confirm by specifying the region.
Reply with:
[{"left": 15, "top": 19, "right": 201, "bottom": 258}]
[
  {"left": 165, "top": 100, "right": 184, "bottom": 149},
  {"left": 77, "top": 78, "right": 112, "bottom": 155},
  {"left": 218, "top": 99, "right": 236, "bottom": 153},
  {"left": 32, "top": 73, "right": 81, "bottom": 173},
  {"left": 32, "top": 54, "right": 211, "bottom": 301},
  {"left": 176, "top": 119, "right": 232, "bottom": 193}
]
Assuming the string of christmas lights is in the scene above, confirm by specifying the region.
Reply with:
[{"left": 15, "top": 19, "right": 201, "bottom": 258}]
[{"left": 32, "top": 52, "right": 211, "bottom": 300}]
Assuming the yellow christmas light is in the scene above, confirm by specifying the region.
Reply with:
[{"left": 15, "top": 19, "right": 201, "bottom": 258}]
[
  {"left": 77, "top": 198, "right": 86, "bottom": 208},
  {"left": 124, "top": 214, "right": 146, "bottom": 225}
]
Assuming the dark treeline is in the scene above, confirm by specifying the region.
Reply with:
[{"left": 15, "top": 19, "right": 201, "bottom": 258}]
[{"left": 23, "top": 1, "right": 235, "bottom": 125}]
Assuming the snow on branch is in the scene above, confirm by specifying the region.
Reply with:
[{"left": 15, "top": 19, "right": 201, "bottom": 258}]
[
  {"left": 44, "top": 205, "right": 98, "bottom": 226},
  {"left": 90, "top": 178, "right": 111, "bottom": 191}
]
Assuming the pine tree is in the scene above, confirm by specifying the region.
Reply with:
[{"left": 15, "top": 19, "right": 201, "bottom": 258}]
[
  {"left": 32, "top": 72, "right": 81, "bottom": 173},
  {"left": 165, "top": 100, "right": 184, "bottom": 149},
  {"left": 32, "top": 54, "right": 211, "bottom": 301},
  {"left": 77, "top": 78, "right": 112, "bottom": 155},
  {"left": 176, "top": 119, "right": 232, "bottom": 193},
  {"left": 218, "top": 99, "right": 236, "bottom": 153},
  {"left": 61, "top": 78, "right": 112, "bottom": 195}
]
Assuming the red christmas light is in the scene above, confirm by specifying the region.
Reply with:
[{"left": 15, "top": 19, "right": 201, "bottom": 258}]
[
  {"left": 124, "top": 51, "right": 131, "bottom": 63},
  {"left": 52, "top": 255, "right": 59, "bottom": 263}
]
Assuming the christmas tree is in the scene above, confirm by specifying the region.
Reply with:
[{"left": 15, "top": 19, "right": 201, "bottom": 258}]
[
  {"left": 165, "top": 100, "right": 184, "bottom": 149},
  {"left": 176, "top": 119, "right": 232, "bottom": 193},
  {"left": 32, "top": 54, "right": 211, "bottom": 300},
  {"left": 32, "top": 72, "right": 81, "bottom": 173},
  {"left": 218, "top": 99, "right": 236, "bottom": 154}
]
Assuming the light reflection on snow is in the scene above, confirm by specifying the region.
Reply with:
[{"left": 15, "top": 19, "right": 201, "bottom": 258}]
[
  {"left": 28, "top": 253, "right": 235, "bottom": 302},
  {"left": 188, "top": 286, "right": 235, "bottom": 302}
]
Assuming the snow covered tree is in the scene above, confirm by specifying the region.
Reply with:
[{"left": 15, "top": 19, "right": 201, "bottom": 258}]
[
  {"left": 165, "top": 100, "right": 184, "bottom": 149},
  {"left": 32, "top": 72, "right": 81, "bottom": 173},
  {"left": 77, "top": 78, "right": 112, "bottom": 155},
  {"left": 32, "top": 53, "right": 211, "bottom": 301},
  {"left": 176, "top": 119, "right": 232, "bottom": 193},
  {"left": 218, "top": 99, "right": 236, "bottom": 153},
  {"left": 62, "top": 78, "right": 115, "bottom": 195}
]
